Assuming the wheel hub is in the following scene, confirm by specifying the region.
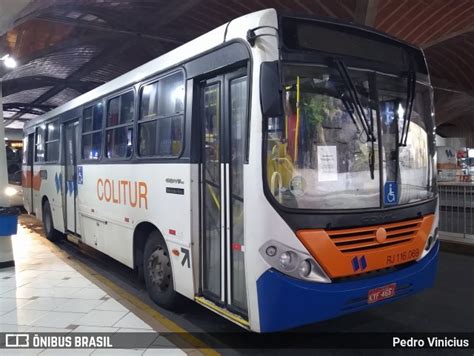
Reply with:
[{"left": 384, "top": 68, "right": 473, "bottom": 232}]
[{"left": 147, "top": 247, "right": 171, "bottom": 291}]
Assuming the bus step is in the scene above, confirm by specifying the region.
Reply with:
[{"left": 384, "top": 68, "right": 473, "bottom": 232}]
[
  {"left": 194, "top": 296, "right": 249, "bottom": 329},
  {"left": 66, "top": 233, "right": 81, "bottom": 245}
]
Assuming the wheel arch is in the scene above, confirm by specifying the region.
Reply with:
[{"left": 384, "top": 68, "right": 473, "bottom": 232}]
[{"left": 133, "top": 221, "right": 166, "bottom": 277}]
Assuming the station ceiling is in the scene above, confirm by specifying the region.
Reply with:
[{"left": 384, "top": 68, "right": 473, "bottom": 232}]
[{"left": 1, "top": 0, "right": 473, "bottom": 143}]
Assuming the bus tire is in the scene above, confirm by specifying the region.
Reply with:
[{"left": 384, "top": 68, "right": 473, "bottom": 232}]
[
  {"left": 42, "top": 200, "right": 63, "bottom": 242},
  {"left": 143, "top": 231, "right": 181, "bottom": 309}
]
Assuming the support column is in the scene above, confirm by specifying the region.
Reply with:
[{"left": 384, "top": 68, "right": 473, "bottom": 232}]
[
  {"left": 0, "top": 78, "right": 17, "bottom": 268},
  {"left": 354, "top": 0, "right": 379, "bottom": 27}
]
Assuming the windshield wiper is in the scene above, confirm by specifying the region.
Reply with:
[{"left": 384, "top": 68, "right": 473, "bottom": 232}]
[
  {"left": 399, "top": 68, "right": 416, "bottom": 146},
  {"left": 332, "top": 59, "right": 375, "bottom": 142},
  {"left": 335, "top": 88, "right": 361, "bottom": 131},
  {"left": 331, "top": 58, "right": 376, "bottom": 179}
]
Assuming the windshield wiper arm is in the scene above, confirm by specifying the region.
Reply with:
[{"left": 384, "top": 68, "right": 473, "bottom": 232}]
[
  {"left": 335, "top": 88, "right": 360, "bottom": 132},
  {"left": 399, "top": 69, "right": 416, "bottom": 146},
  {"left": 332, "top": 58, "right": 376, "bottom": 179},
  {"left": 332, "top": 58, "right": 375, "bottom": 143}
]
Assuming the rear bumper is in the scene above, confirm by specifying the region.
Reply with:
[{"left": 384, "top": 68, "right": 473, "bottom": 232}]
[{"left": 256, "top": 241, "right": 439, "bottom": 332}]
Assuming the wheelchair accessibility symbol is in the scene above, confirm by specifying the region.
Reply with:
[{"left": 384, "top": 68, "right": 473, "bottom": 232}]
[{"left": 384, "top": 181, "right": 398, "bottom": 205}]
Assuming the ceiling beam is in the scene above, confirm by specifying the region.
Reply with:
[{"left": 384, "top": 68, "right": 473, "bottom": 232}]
[
  {"left": 423, "top": 27, "right": 474, "bottom": 49},
  {"left": 144, "top": 0, "right": 202, "bottom": 32},
  {"left": 3, "top": 102, "right": 56, "bottom": 115},
  {"left": 354, "top": 0, "right": 379, "bottom": 27},
  {"left": 2, "top": 75, "right": 102, "bottom": 96},
  {"left": 36, "top": 3, "right": 141, "bottom": 32},
  {"left": 4, "top": 38, "right": 135, "bottom": 125},
  {"left": 3, "top": 0, "right": 199, "bottom": 125},
  {"left": 36, "top": 15, "right": 184, "bottom": 45},
  {"left": 0, "top": 31, "right": 121, "bottom": 79}
]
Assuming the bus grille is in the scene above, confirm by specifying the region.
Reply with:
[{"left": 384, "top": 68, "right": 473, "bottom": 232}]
[{"left": 327, "top": 218, "right": 423, "bottom": 253}]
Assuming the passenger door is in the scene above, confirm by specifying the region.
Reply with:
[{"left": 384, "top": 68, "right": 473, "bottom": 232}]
[
  {"left": 199, "top": 68, "right": 248, "bottom": 315},
  {"left": 24, "top": 133, "right": 35, "bottom": 213},
  {"left": 63, "top": 120, "right": 79, "bottom": 234}
]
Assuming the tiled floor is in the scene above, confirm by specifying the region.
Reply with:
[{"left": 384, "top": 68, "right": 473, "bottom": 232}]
[{"left": 0, "top": 223, "right": 187, "bottom": 355}]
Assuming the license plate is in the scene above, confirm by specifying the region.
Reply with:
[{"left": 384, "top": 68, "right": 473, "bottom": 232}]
[{"left": 368, "top": 283, "right": 396, "bottom": 304}]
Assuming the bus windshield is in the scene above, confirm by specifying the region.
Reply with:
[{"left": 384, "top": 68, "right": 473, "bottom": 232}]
[{"left": 265, "top": 64, "right": 436, "bottom": 210}]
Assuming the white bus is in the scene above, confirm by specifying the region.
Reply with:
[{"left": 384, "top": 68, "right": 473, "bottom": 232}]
[{"left": 23, "top": 9, "right": 439, "bottom": 332}]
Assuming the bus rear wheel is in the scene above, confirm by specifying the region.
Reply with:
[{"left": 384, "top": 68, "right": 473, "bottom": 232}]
[
  {"left": 143, "top": 231, "right": 181, "bottom": 309},
  {"left": 42, "top": 200, "right": 63, "bottom": 242}
]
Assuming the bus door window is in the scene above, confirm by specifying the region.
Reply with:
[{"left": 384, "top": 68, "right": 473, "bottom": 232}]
[
  {"left": 138, "top": 72, "right": 184, "bottom": 158},
  {"left": 45, "top": 121, "right": 60, "bottom": 162},
  {"left": 106, "top": 91, "right": 134, "bottom": 159},
  {"left": 285, "top": 91, "right": 298, "bottom": 162},
  {"left": 82, "top": 103, "right": 103, "bottom": 160},
  {"left": 202, "top": 82, "right": 221, "bottom": 299},
  {"left": 35, "top": 126, "right": 45, "bottom": 162},
  {"left": 229, "top": 75, "right": 248, "bottom": 311}
]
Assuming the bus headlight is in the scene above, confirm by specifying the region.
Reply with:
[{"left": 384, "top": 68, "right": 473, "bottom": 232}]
[
  {"left": 265, "top": 245, "right": 277, "bottom": 257},
  {"left": 298, "top": 260, "right": 311, "bottom": 277},
  {"left": 259, "top": 240, "right": 331, "bottom": 283},
  {"left": 425, "top": 227, "right": 438, "bottom": 251},
  {"left": 419, "top": 205, "right": 439, "bottom": 260},
  {"left": 5, "top": 187, "right": 17, "bottom": 197},
  {"left": 279, "top": 251, "right": 295, "bottom": 270}
]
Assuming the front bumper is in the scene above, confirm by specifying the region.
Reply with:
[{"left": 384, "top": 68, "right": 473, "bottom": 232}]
[{"left": 256, "top": 241, "right": 439, "bottom": 332}]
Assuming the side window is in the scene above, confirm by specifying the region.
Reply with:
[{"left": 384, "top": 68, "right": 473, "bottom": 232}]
[
  {"left": 105, "top": 91, "right": 134, "bottom": 159},
  {"left": 22, "top": 137, "right": 28, "bottom": 165},
  {"left": 45, "top": 121, "right": 60, "bottom": 162},
  {"left": 82, "top": 102, "right": 103, "bottom": 160},
  {"left": 138, "top": 72, "right": 185, "bottom": 157},
  {"left": 35, "top": 126, "right": 45, "bottom": 162}
]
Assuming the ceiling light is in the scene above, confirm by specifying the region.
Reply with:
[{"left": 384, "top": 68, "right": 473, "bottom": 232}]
[{"left": 1, "top": 54, "right": 17, "bottom": 68}]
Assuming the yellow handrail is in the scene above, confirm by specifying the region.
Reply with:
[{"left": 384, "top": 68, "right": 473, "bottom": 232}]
[
  {"left": 207, "top": 183, "right": 220, "bottom": 210},
  {"left": 270, "top": 171, "right": 283, "bottom": 203},
  {"left": 294, "top": 75, "right": 300, "bottom": 162}
]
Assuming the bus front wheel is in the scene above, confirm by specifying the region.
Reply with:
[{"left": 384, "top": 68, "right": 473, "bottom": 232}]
[{"left": 143, "top": 231, "right": 181, "bottom": 309}]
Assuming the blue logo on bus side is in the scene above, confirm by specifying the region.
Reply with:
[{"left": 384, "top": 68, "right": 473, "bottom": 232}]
[
  {"left": 77, "top": 166, "right": 83, "bottom": 185},
  {"left": 54, "top": 172, "right": 62, "bottom": 194},
  {"left": 384, "top": 181, "right": 398, "bottom": 206}
]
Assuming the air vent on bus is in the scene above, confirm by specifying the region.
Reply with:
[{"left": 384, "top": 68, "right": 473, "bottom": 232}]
[{"left": 327, "top": 218, "right": 423, "bottom": 253}]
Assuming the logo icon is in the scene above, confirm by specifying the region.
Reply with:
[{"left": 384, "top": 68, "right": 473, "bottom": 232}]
[
  {"left": 376, "top": 227, "right": 387, "bottom": 244},
  {"left": 351, "top": 255, "right": 367, "bottom": 272},
  {"left": 5, "top": 334, "right": 29, "bottom": 348},
  {"left": 445, "top": 149, "right": 454, "bottom": 158}
]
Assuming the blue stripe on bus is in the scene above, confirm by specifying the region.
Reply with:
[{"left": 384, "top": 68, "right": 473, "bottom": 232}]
[{"left": 256, "top": 241, "right": 439, "bottom": 332}]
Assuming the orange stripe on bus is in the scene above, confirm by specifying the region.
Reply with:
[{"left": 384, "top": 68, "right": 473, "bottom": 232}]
[
  {"left": 22, "top": 170, "right": 31, "bottom": 188},
  {"left": 22, "top": 170, "right": 42, "bottom": 191}
]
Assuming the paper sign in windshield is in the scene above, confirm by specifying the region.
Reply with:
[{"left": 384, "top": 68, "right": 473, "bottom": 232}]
[{"left": 317, "top": 146, "right": 338, "bottom": 182}]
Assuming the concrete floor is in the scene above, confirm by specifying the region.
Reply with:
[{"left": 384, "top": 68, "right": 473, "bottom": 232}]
[
  {"left": 7, "top": 215, "right": 474, "bottom": 355},
  {"left": 0, "top": 221, "right": 190, "bottom": 356}
]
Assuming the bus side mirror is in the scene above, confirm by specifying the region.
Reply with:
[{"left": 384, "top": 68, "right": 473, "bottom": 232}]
[{"left": 260, "top": 61, "right": 283, "bottom": 117}]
